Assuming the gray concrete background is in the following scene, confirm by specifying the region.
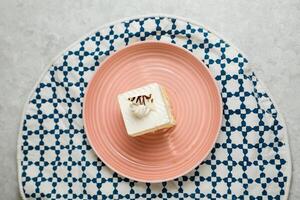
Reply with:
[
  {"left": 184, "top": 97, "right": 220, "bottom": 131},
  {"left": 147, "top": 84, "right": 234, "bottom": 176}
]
[{"left": 0, "top": 0, "right": 299, "bottom": 199}]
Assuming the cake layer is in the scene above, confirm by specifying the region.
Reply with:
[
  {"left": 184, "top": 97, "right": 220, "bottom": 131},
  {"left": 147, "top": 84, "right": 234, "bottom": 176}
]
[{"left": 118, "top": 83, "right": 176, "bottom": 137}]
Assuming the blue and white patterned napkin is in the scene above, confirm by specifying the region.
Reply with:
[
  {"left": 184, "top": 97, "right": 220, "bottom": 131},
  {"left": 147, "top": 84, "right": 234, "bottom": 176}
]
[{"left": 18, "top": 16, "right": 291, "bottom": 199}]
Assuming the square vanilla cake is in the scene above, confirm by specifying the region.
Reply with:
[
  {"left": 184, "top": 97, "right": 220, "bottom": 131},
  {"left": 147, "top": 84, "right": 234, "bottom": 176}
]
[{"left": 118, "top": 83, "right": 176, "bottom": 137}]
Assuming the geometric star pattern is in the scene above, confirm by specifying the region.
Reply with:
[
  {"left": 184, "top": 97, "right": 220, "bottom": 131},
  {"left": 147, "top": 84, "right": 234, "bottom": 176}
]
[{"left": 18, "top": 16, "right": 291, "bottom": 200}]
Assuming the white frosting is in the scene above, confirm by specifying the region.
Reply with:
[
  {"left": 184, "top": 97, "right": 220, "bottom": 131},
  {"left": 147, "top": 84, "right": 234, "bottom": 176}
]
[
  {"left": 118, "top": 83, "right": 172, "bottom": 137},
  {"left": 130, "top": 103, "right": 152, "bottom": 118}
]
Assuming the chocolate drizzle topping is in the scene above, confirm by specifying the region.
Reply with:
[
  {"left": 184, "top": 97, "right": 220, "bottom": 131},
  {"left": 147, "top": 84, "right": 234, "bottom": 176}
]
[{"left": 128, "top": 94, "right": 153, "bottom": 105}]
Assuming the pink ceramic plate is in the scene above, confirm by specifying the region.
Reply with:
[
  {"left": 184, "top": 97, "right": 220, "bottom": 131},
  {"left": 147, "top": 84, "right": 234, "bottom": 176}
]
[{"left": 83, "top": 41, "right": 222, "bottom": 182}]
